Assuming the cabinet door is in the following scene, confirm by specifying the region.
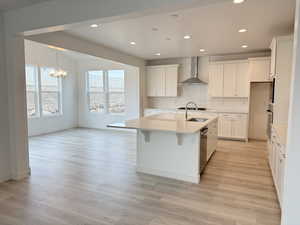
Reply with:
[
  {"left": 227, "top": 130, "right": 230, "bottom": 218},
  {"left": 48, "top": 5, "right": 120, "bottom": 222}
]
[
  {"left": 207, "top": 120, "right": 218, "bottom": 160},
  {"left": 223, "top": 64, "right": 237, "bottom": 97},
  {"left": 231, "top": 114, "right": 248, "bottom": 139},
  {"left": 165, "top": 66, "right": 178, "bottom": 97},
  {"left": 249, "top": 59, "right": 271, "bottom": 82},
  {"left": 273, "top": 142, "right": 280, "bottom": 188},
  {"left": 270, "top": 38, "right": 277, "bottom": 77},
  {"left": 146, "top": 67, "right": 165, "bottom": 96},
  {"left": 219, "top": 114, "right": 232, "bottom": 138},
  {"left": 278, "top": 151, "right": 286, "bottom": 204},
  {"left": 209, "top": 64, "right": 224, "bottom": 97},
  {"left": 236, "top": 62, "right": 249, "bottom": 97}
]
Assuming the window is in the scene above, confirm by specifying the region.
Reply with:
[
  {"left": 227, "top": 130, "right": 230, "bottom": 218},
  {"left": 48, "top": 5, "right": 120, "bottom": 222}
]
[
  {"left": 40, "top": 67, "right": 62, "bottom": 116},
  {"left": 87, "top": 70, "right": 125, "bottom": 114},
  {"left": 25, "top": 65, "right": 63, "bottom": 118},
  {"left": 87, "top": 71, "right": 105, "bottom": 113},
  {"left": 108, "top": 70, "right": 125, "bottom": 114},
  {"left": 25, "top": 65, "right": 39, "bottom": 117}
]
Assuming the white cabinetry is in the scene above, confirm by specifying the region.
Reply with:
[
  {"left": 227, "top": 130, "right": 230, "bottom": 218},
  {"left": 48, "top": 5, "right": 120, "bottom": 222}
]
[
  {"left": 218, "top": 113, "right": 248, "bottom": 140},
  {"left": 271, "top": 36, "right": 294, "bottom": 125},
  {"left": 270, "top": 38, "right": 277, "bottom": 78},
  {"left": 207, "top": 119, "right": 218, "bottom": 160},
  {"left": 146, "top": 65, "right": 179, "bottom": 97},
  {"left": 208, "top": 64, "right": 224, "bottom": 97},
  {"left": 209, "top": 61, "right": 249, "bottom": 98},
  {"left": 269, "top": 126, "right": 287, "bottom": 207},
  {"left": 248, "top": 57, "right": 271, "bottom": 82},
  {"left": 236, "top": 62, "right": 250, "bottom": 97},
  {"left": 223, "top": 64, "right": 236, "bottom": 97}
]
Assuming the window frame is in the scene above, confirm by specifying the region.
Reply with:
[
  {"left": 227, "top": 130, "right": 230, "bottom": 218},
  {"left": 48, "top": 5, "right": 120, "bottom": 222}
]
[
  {"left": 39, "top": 66, "right": 63, "bottom": 117},
  {"left": 107, "top": 70, "right": 125, "bottom": 115},
  {"left": 86, "top": 70, "right": 106, "bottom": 114},
  {"left": 86, "top": 69, "right": 125, "bottom": 115},
  {"left": 25, "top": 64, "right": 40, "bottom": 119},
  {"left": 25, "top": 64, "right": 63, "bottom": 119}
]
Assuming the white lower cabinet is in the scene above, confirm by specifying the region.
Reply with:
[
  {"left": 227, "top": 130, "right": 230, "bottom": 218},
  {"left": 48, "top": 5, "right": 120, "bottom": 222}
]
[
  {"left": 207, "top": 119, "right": 218, "bottom": 160},
  {"left": 269, "top": 127, "right": 286, "bottom": 207},
  {"left": 218, "top": 113, "right": 248, "bottom": 140}
]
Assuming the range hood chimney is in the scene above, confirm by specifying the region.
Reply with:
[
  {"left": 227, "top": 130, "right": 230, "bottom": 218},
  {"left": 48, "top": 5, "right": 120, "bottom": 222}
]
[{"left": 182, "top": 56, "right": 206, "bottom": 84}]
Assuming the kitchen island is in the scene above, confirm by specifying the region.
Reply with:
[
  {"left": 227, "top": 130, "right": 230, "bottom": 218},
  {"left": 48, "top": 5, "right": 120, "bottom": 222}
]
[{"left": 108, "top": 113, "right": 218, "bottom": 183}]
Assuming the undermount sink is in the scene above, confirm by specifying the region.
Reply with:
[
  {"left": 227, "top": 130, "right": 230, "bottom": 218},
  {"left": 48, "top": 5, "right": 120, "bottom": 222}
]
[{"left": 187, "top": 118, "right": 208, "bottom": 122}]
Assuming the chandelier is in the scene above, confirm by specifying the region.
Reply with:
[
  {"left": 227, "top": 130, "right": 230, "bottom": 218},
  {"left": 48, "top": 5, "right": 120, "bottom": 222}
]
[
  {"left": 50, "top": 69, "right": 67, "bottom": 78},
  {"left": 50, "top": 51, "right": 68, "bottom": 78}
]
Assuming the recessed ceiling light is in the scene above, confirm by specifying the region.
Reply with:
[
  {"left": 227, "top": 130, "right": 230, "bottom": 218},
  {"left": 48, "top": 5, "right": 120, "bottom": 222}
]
[
  {"left": 242, "top": 45, "right": 248, "bottom": 48},
  {"left": 130, "top": 41, "right": 136, "bottom": 45},
  {"left": 184, "top": 35, "right": 191, "bottom": 40},
  {"left": 90, "top": 24, "right": 99, "bottom": 28},
  {"left": 233, "top": 0, "right": 245, "bottom": 4},
  {"left": 238, "top": 28, "right": 248, "bottom": 33},
  {"left": 200, "top": 49, "right": 206, "bottom": 52},
  {"left": 155, "top": 53, "right": 161, "bottom": 56}
]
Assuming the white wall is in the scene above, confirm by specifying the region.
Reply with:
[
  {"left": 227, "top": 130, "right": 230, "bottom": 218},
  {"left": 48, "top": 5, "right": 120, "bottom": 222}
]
[
  {"left": 77, "top": 57, "right": 140, "bottom": 129},
  {"left": 282, "top": 0, "right": 300, "bottom": 224},
  {"left": 24, "top": 40, "right": 78, "bottom": 136},
  {"left": 0, "top": 13, "right": 11, "bottom": 182}
]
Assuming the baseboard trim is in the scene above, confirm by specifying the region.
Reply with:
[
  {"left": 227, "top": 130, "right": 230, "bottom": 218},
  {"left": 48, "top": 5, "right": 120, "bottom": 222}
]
[
  {"left": 11, "top": 168, "right": 31, "bottom": 181},
  {"left": 136, "top": 166, "right": 200, "bottom": 184},
  {"left": 0, "top": 173, "right": 11, "bottom": 183}
]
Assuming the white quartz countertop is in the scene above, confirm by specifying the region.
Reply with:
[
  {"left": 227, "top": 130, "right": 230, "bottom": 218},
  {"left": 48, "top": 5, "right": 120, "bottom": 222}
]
[
  {"left": 145, "top": 108, "right": 249, "bottom": 114},
  {"left": 110, "top": 113, "right": 218, "bottom": 134}
]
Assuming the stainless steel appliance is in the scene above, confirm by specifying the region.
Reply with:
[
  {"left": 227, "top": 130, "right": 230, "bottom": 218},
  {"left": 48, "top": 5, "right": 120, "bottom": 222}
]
[
  {"left": 267, "top": 78, "right": 275, "bottom": 139},
  {"left": 181, "top": 57, "right": 207, "bottom": 84},
  {"left": 267, "top": 103, "right": 274, "bottom": 139},
  {"left": 200, "top": 127, "right": 208, "bottom": 174}
]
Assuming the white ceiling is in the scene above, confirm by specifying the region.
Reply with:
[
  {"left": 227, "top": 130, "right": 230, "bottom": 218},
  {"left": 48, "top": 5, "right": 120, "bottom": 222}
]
[
  {"left": 66, "top": 0, "right": 295, "bottom": 60},
  {"left": 0, "top": 0, "right": 52, "bottom": 11}
]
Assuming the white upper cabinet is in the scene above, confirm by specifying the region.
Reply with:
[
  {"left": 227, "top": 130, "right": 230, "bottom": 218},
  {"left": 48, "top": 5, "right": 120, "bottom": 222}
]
[
  {"left": 146, "top": 65, "right": 179, "bottom": 97},
  {"left": 209, "top": 64, "right": 224, "bottom": 97},
  {"left": 209, "top": 60, "right": 249, "bottom": 98},
  {"left": 165, "top": 66, "right": 178, "bottom": 96},
  {"left": 271, "top": 35, "right": 294, "bottom": 125},
  {"left": 223, "top": 64, "right": 236, "bottom": 97},
  {"left": 248, "top": 57, "right": 271, "bottom": 82},
  {"left": 236, "top": 62, "right": 250, "bottom": 97},
  {"left": 270, "top": 38, "right": 277, "bottom": 78},
  {"left": 146, "top": 67, "right": 165, "bottom": 97}
]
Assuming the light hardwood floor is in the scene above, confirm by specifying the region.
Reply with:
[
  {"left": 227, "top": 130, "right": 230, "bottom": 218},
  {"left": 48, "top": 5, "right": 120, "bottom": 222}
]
[{"left": 0, "top": 128, "right": 281, "bottom": 225}]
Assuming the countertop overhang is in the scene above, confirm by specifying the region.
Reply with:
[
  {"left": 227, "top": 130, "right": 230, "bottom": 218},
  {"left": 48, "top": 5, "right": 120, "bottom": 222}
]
[{"left": 108, "top": 113, "right": 218, "bottom": 134}]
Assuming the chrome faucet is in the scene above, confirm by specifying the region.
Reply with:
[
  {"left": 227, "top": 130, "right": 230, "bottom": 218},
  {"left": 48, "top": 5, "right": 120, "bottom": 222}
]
[{"left": 185, "top": 101, "right": 198, "bottom": 121}]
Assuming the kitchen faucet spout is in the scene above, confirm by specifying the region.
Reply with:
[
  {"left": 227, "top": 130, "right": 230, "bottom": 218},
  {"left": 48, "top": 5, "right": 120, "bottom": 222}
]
[{"left": 185, "top": 101, "right": 198, "bottom": 121}]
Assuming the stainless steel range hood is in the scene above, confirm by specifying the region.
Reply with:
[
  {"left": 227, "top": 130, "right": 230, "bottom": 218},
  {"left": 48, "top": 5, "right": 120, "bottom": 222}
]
[{"left": 181, "top": 56, "right": 206, "bottom": 84}]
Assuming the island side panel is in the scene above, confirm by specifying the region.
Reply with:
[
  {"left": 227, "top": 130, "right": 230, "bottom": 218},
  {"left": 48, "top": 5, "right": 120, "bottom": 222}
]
[{"left": 136, "top": 130, "right": 201, "bottom": 183}]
